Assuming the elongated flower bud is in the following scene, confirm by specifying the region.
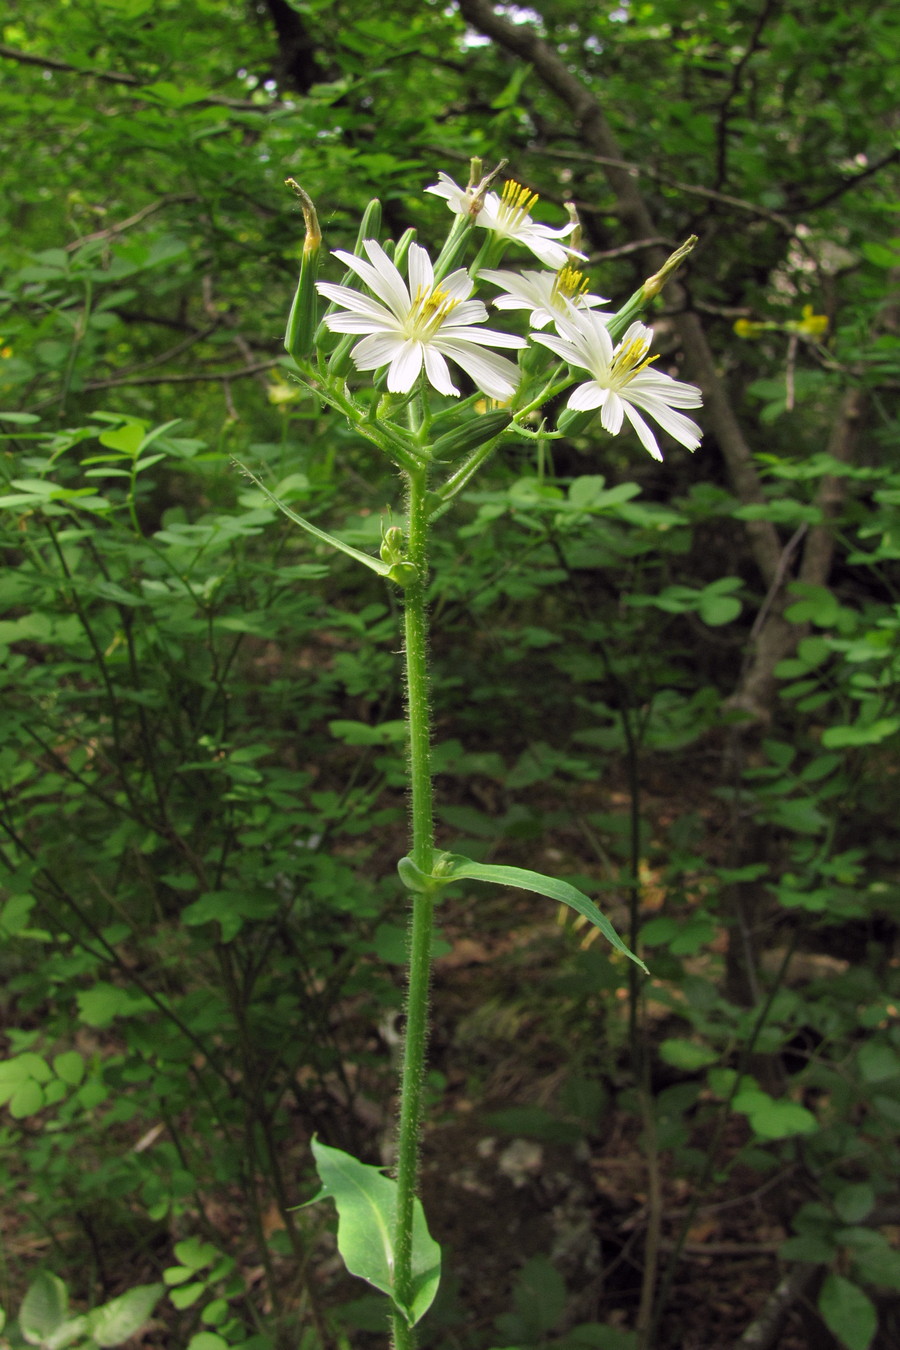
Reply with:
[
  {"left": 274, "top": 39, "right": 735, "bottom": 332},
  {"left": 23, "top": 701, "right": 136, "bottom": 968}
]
[
  {"left": 354, "top": 199, "right": 382, "bottom": 255},
  {"left": 315, "top": 198, "right": 384, "bottom": 350},
  {"left": 431, "top": 409, "right": 513, "bottom": 459},
  {"left": 556, "top": 406, "right": 596, "bottom": 437},
  {"left": 607, "top": 236, "right": 698, "bottom": 341},
  {"left": 391, "top": 228, "right": 418, "bottom": 275},
  {"left": 327, "top": 331, "right": 356, "bottom": 379},
  {"left": 284, "top": 180, "right": 321, "bottom": 361},
  {"left": 641, "top": 235, "right": 698, "bottom": 302}
]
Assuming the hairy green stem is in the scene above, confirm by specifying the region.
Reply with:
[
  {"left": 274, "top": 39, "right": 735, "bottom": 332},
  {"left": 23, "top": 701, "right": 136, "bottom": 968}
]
[{"left": 392, "top": 466, "right": 436, "bottom": 1350}]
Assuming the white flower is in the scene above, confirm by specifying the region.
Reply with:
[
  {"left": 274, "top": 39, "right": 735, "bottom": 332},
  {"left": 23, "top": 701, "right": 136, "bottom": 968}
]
[
  {"left": 316, "top": 240, "right": 525, "bottom": 400},
  {"left": 534, "top": 314, "right": 703, "bottom": 460},
  {"left": 479, "top": 266, "right": 611, "bottom": 330},
  {"left": 424, "top": 170, "right": 485, "bottom": 219},
  {"left": 426, "top": 173, "right": 584, "bottom": 269}
]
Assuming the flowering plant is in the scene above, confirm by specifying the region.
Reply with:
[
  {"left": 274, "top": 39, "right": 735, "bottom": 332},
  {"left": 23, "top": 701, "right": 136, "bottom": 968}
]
[{"left": 242, "top": 161, "right": 702, "bottom": 1350}]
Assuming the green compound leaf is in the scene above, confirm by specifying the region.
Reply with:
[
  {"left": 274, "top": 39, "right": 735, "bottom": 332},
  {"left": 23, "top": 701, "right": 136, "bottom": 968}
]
[
  {"left": 304, "top": 1139, "right": 441, "bottom": 1328},
  {"left": 398, "top": 853, "right": 646, "bottom": 971},
  {"left": 233, "top": 461, "right": 416, "bottom": 587}
]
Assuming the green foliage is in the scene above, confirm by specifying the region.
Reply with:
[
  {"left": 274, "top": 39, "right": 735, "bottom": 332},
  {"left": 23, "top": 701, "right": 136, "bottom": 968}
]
[
  {"left": 2, "top": 0, "right": 900, "bottom": 1345},
  {"left": 398, "top": 852, "right": 647, "bottom": 970},
  {"left": 1, "top": 1271, "right": 163, "bottom": 1350},
  {"left": 303, "top": 1140, "right": 441, "bottom": 1327}
]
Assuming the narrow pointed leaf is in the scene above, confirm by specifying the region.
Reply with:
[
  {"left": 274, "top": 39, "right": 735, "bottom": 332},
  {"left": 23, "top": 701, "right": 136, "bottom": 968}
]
[
  {"left": 233, "top": 461, "right": 394, "bottom": 579},
  {"left": 439, "top": 855, "right": 647, "bottom": 971},
  {"left": 304, "top": 1139, "right": 441, "bottom": 1327}
]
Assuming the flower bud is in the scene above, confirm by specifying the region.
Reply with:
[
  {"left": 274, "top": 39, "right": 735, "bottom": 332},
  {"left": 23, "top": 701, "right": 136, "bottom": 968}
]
[
  {"left": 391, "top": 228, "right": 418, "bottom": 275},
  {"left": 606, "top": 236, "right": 698, "bottom": 342},
  {"left": 641, "top": 235, "right": 698, "bottom": 303},
  {"left": 327, "top": 332, "right": 356, "bottom": 379},
  {"left": 355, "top": 199, "right": 382, "bottom": 252},
  {"left": 379, "top": 528, "right": 418, "bottom": 586},
  {"left": 380, "top": 525, "right": 405, "bottom": 566},
  {"left": 284, "top": 180, "right": 321, "bottom": 361},
  {"left": 556, "top": 406, "right": 596, "bottom": 438},
  {"left": 431, "top": 409, "right": 513, "bottom": 459}
]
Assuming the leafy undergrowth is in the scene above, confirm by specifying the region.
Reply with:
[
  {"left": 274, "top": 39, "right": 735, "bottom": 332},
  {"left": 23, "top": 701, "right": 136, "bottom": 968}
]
[{"left": 3, "top": 782, "right": 885, "bottom": 1350}]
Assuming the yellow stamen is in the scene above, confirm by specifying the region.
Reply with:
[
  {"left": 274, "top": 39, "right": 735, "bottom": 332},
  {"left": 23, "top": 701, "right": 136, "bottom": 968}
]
[
  {"left": 499, "top": 179, "right": 539, "bottom": 228},
  {"left": 610, "top": 334, "right": 657, "bottom": 386},
  {"left": 553, "top": 266, "right": 590, "bottom": 303},
  {"left": 409, "top": 285, "right": 460, "bottom": 337}
]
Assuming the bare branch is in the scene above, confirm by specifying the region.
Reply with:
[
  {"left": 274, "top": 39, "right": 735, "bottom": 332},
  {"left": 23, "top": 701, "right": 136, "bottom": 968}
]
[
  {"left": 794, "top": 148, "right": 900, "bottom": 213},
  {"left": 0, "top": 43, "right": 277, "bottom": 111},
  {"left": 710, "top": 0, "right": 781, "bottom": 192},
  {"left": 30, "top": 359, "right": 280, "bottom": 411},
  {"left": 64, "top": 195, "right": 198, "bottom": 253},
  {"left": 543, "top": 147, "right": 797, "bottom": 237}
]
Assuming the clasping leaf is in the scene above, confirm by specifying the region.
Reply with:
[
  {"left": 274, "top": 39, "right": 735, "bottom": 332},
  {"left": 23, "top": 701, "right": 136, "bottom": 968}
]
[
  {"left": 398, "top": 852, "right": 646, "bottom": 971},
  {"left": 303, "top": 1139, "right": 441, "bottom": 1327}
]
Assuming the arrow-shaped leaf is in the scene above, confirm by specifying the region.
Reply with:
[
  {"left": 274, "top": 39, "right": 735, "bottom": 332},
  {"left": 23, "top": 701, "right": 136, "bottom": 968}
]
[{"left": 303, "top": 1139, "right": 441, "bottom": 1327}]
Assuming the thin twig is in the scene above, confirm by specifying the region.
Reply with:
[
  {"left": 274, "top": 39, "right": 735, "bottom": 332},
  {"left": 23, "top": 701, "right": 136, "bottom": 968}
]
[
  {"left": 30, "top": 358, "right": 280, "bottom": 410},
  {"left": 63, "top": 195, "right": 198, "bottom": 252},
  {"left": 0, "top": 43, "right": 276, "bottom": 110},
  {"left": 535, "top": 147, "right": 798, "bottom": 237}
]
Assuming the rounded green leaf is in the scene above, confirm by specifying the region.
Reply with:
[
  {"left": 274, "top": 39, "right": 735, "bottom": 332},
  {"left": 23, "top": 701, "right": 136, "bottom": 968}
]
[
  {"left": 699, "top": 590, "right": 742, "bottom": 626},
  {"left": 640, "top": 917, "right": 679, "bottom": 947},
  {"left": 20, "top": 1272, "right": 68, "bottom": 1342},
  {"left": 169, "top": 1282, "right": 207, "bottom": 1310},
  {"left": 659, "top": 1038, "right": 718, "bottom": 1071},
  {"left": 187, "top": 1334, "right": 229, "bottom": 1350},
  {"left": 834, "top": 1183, "right": 875, "bottom": 1224},
  {"left": 822, "top": 717, "right": 900, "bottom": 748},
  {"left": 0, "top": 1053, "right": 52, "bottom": 1084},
  {"left": 738, "top": 1093, "right": 817, "bottom": 1139},
  {"left": 780, "top": 1234, "right": 836, "bottom": 1263},
  {"left": 76, "top": 1081, "right": 109, "bottom": 1110},
  {"left": 52, "top": 1052, "right": 85, "bottom": 1087},
  {"left": 163, "top": 1267, "right": 195, "bottom": 1287},
  {"left": 10, "top": 1078, "right": 45, "bottom": 1118},
  {"left": 200, "top": 1299, "right": 229, "bottom": 1326},
  {"left": 43, "top": 1079, "right": 68, "bottom": 1107},
  {"left": 858, "top": 1041, "right": 900, "bottom": 1084},
  {"left": 819, "top": 1273, "right": 876, "bottom": 1350}
]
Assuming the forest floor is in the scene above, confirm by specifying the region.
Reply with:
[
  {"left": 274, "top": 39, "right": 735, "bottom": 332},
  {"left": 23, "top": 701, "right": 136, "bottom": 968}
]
[{"left": 404, "top": 885, "right": 816, "bottom": 1350}]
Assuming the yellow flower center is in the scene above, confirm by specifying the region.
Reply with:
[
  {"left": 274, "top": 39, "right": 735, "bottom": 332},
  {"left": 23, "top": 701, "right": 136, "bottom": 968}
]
[
  {"left": 408, "top": 285, "right": 460, "bottom": 338},
  {"left": 610, "top": 332, "right": 657, "bottom": 386},
  {"left": 497, "top": 179, "right": 539, "bottom": 230},
  {"left": 552, "top": 265, "right": 590, "bottom": 306}
]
